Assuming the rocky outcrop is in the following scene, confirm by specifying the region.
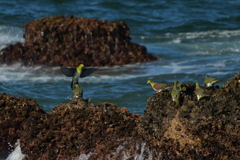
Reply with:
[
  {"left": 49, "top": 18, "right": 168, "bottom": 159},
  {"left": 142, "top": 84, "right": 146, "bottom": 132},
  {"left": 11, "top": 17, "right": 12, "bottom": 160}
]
[
  {"left": 0, "top": 93, "right": 45, "bottom": 151},
  {"left": 140, "top": 74, "right": 240, "bottom": 159},
  {"left": 0, "top": 73, "right": 239, "bottom": 159},
  {"left": 0, "top": 15, "right": 157, "bottom": 67},
  {"left": 20, "top": 98, "right": 142, "bottom": 160}
]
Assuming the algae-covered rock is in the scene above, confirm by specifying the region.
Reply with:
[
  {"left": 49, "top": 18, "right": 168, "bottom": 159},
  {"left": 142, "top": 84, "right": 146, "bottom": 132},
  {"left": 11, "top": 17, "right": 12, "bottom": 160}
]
[
  {"left": 140, "top": 73, "right": 240, "bottom": 159},
  {"left": 0, "top": 93, "right": 45, "bottom": 151},
  {"left": 0, "top": 73, "right": 239, "bottom": 159},
  {"left": 0, "top": 15, "right": 157, "bottom": 67},
  {"left": 20, "top": 98, "right": 141, "bottom": 160}
]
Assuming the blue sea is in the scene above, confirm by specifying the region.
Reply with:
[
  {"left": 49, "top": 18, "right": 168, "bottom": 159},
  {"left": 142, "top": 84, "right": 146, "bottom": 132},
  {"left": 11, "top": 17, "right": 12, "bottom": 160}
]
[{"left": 0, "top": 0, "right": 240, "bottom": 159}]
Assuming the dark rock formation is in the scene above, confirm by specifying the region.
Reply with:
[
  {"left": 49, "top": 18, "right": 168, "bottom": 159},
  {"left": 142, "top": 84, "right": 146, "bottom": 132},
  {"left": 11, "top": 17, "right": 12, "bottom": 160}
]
[
  {"left": 20, "top": 98, "right": 142, "bottom": 160},
  {"left": 140, "top": 74, "right": 240, "bottom": 159},
  {"left": 0, "top": 93, "right": 45, "bottom": 151},
  {"left": 0, "top": 72, "right": 239, "bottom": 159},
  {"left": 0, "top": 15, "right": 157, "bottom": 67}
]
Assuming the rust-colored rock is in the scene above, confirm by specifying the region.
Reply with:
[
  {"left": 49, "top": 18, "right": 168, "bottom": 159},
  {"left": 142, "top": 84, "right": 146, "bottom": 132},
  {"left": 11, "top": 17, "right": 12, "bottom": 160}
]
[
  {"left": 0, "top": 93, "right": 45, "bottom": 151},
  {"left": 0, "top": 15, "right": 157, "bottom": 67},
  {"left": 140, "top": 73, "right": 240, "bottom": 159},
  {"left": 20, "top": 98, "right": 142, "bottom": 159},
  {"left": 0, "top": 73, "right": 239, "bottom": 159}
]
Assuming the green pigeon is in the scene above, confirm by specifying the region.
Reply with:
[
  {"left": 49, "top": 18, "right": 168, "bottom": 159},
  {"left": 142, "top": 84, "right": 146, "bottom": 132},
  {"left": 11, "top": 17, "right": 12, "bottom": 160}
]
[
  {"left": 147, "top": 80, "right": 172, "bottom": 92},
  {"left": 204, "top": 75, "right": 221, "bottom": 87},
  {"left": 73, "top": 84, "right": 83, "bottom": 99},
  {"left": 61, "top": 64, "right": 98, "bottom": 90},
  {"left": 171, "top": 80, "right": 180, "bottom": 105},
  {"left": 194, "top": 82, "right": 210, "bottom": 100},
  {"left": 174, "top": 82, "right": 187, "bottom": 91}
]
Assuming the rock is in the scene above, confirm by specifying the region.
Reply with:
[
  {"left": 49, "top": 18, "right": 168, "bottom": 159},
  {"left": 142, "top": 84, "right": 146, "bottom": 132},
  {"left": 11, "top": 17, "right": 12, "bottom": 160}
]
[
  {"left": 20, "top": 98, "right": 142, "bottom": 159},
  {"left": 0, "top": 15, "right": 157, "bottom": 67},
  {"left": 0, "top": 73, "right": 239, "bottom": 159},
  {"left": 140, "top": 73, "right": 240, "bottom": 159},
  {"left": 0, "top": 93, "right": 45, "bottom": 151}
]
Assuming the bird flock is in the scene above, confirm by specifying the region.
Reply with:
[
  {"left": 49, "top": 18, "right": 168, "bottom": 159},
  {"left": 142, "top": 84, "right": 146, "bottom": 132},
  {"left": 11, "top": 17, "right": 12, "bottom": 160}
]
[
  {"left": 147, "top": 75, "right": 221, "bottom": 105},
  {"left": 60, "top": 63, "right": 221, "bottom": 105}
]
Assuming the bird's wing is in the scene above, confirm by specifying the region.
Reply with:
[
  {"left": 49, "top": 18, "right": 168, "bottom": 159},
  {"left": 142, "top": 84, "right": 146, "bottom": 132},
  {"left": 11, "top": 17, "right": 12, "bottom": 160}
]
[
  {"left": 71, "top": 82, "right": 73, "bottom": 90},
  {"left": 204, "top": 78, "right": 209, "bottom": 84},
  {"left": 212, "top": 78, "right": 221, "bottom": 82},
  {"left": 60, "top": 67, "right": 76, "bottom": 77},
  {"left": 153, "top": 83, "right": 166, "bottom": 90},
  {"left": 81, "top": 67, "right": 99, "bottom": 78}
]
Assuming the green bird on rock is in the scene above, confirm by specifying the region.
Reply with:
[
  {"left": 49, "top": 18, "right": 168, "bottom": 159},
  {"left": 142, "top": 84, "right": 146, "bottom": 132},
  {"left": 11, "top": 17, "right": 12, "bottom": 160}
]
[
  {"left": 176, "top": 82, "right": 187, "bottom": 91},
  {"left": 147, "top": 80, "right": 172, "bottom": 92},
  {"left": 61, "top": 64, "right": 98, "bottom": 90},
  {"left": 204, "top": 75, "right": 221, "bottom": 87},
  {"left": 73, "top": 84, "right": 83, "bottom": 99},
  {"left": 171, "top": 80, "right": 180, "bottom": 105},
  {"left": 194, "top": 82, "right": 210, "bottom": 100}
]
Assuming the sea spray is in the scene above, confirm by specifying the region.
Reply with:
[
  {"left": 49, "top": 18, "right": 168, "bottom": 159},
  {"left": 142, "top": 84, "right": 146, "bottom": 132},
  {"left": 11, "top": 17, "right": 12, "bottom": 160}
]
[{"left": 6, "top": 140, "right": 25, "bottom": 160}]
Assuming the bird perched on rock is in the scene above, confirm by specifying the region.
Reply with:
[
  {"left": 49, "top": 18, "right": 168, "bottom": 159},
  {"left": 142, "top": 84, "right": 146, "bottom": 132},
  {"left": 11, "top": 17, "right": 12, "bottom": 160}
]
[
  {"left": 147, "top": 80, "right": 172, "bottom": 92},
  {"left": 61, "top": 64, "right": 98, "bottom": 89},
  {"left": 171, "top": 80, "right": 180, "bottom": 105},
  {"left": 194, "top": 82, "right": 210, "bottom": 100},
  {"left": 204, "top": 75, "right": 221, "bottom": 87},
  {"left": 73, "top": 84, "right": 83, "bottom": 99},
  {"left": 176, "top": 82, "right": 187, "bottom": 91}
]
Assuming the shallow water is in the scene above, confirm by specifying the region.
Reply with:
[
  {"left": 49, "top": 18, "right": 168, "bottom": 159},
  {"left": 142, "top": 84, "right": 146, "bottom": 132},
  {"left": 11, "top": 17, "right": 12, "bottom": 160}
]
[{"left": 1, "top": 0, "right": 240, "bottom": 159}]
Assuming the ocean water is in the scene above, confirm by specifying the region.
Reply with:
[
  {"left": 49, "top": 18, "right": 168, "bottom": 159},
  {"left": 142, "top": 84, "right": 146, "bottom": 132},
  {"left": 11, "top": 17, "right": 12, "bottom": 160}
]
[{"left": 0, "top": 0, "right": 240, "bottom": 159}]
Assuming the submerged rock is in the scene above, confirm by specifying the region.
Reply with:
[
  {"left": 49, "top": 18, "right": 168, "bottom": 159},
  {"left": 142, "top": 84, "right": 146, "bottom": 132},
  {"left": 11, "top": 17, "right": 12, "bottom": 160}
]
[
  {"left": 0, "top": 72, "right": 239, "bottom": 159},
  {"left": 0, "top": 15, "right": 157, "bottom": 67}
]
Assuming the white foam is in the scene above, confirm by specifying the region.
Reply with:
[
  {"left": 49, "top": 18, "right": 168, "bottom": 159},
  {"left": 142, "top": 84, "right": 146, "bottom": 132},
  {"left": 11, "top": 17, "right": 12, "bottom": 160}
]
[
  {"left": 78, "top": 152, "right": 94, "bottom": 160},
  {"left": 77, "top": 142, "right": 154, "bottom": 160},
  {"left": 134, "top": 29, "right": 240, "bottom": 43},
  {"left": 6, "top": 140, "right": 25, "bottom": 160},
  {"left": 169, "top": 62, "right": 195, "bottom": 73},
  {"left": 0, "top": 63, "right": 153, "bottom": 83},
  {"left": 80, "top": 74, "right": 142, "bottom": 82},
  {"left": 186, "top": 51, "right": 213, "bottom": 56},
  {"left": 0, "top": 63, "right": 69, "bottom": 83},
  {"left": 0, "top": 25, "right": 24, "bottom": 45},
  {"left": 110, "top": 141, "right": 154, "bottom": 160},
  {"left": 172, "top": 38, "right": 181, "bottom": 43},
  {"left": 178, "top": 29, "right": 240, "bottom": 40},
  {"left": 6, "top": 141, "right": 155, "bottom": 160},
  {"left": 0, "top": 52, "right": 237, "bottom": 83}
]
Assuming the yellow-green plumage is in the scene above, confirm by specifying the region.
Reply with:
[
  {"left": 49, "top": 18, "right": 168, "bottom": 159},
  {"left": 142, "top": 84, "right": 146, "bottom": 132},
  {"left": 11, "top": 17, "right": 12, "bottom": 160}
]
[
  {"left": 147, "top": 80, "right": 172, "bottom": 92},
  {"left": 61, "top": 64, "right": 98, "bottom": 90},
  {"left": 71, "top": 64, "right": 84, "bottom": 90},
  {"left": 204, "top": 75, "right": 221, "bottom": 87},
  {"left": 171, "top": 80, "right": 180, "bottom": 105},
  {"left": 194, "top": 82, "right": 210, "bottom": 100},
  {"left": 73, "top": 84, "right": 83, "bottom": 99},
  {"left": 176, "top": 82, "right": 187, "bottom": 91}
]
